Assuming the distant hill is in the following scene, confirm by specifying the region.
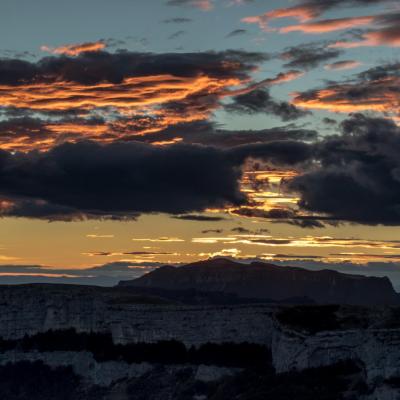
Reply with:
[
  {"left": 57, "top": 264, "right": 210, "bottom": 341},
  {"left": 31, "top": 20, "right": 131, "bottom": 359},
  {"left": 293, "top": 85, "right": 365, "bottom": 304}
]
[{"left": 118, "top": 258, "right": 400, "bottom": 306}]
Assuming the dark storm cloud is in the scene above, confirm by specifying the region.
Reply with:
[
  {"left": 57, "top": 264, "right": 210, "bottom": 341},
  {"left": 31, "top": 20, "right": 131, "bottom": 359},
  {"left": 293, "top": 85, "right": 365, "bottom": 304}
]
[
  {"left": 230, "top": 140, "right": 313, "bottom": 166},
  {"left": 288, "top": 114, "right": 400, "bottom": 225},
  {"left": 0, "top": 139, "right": 311, "bottom": 220},
  {"left": 0, "top": 117, "right": 53, "bottom": 141},
  {"left": 0, "top": 141, "right": 243, "bottom": 218},
  {"left": 0, "top": 198, "right": 92, "bottom": 222},
  {"left": 281, "top": 43, "right": 342, "bottom": 70},
  {"left": 211, "top": 112, "right": 400, "bottom": 227},
  {"left": 0, "top": 50, "right": 267, "bottom": 85},
  {"left": 0, "top": 110, "right": 318, "bottom": 152},
  {"left": 123, "top": 120, "right": 318, "bottom": 147},
  {"left": 226, "top": 89, "right": 311, "bottom": 121},
  {"left": 6, "top": 114, "right": 400, "bottom": 225}
]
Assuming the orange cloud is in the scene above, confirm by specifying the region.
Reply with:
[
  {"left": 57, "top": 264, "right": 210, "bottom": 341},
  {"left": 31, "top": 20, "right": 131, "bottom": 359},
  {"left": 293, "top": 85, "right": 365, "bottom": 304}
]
[
  {"left": 193, "top": 0, "right": 213, "bottom": 10},
  {"left": 331, "top": 26, "right": 400, "bottom": 48},
  {"left": 40, "top": 41, "right": 106, "bottom": 56},
  {"left": 0, "top": 49, "right": 271, "bottom": 150},
  {"left": 192, "top": 234, "right": 400, "bottom": 250},
  {"left": 207, "top": 168, "right": 301, "bottom": 221},
  {"left": 324, "top": 60, "right": 362, "bottom": 70},
  {"left": 292, "top": 76, "right": 400, "bottom": 118},
  {"left": 167, "top": 0, "right": 213, "bottom": 11},
  {"left": 280, "top": 15, "right": 374, "bottom": 34},
  {"left": 0, "top": 61, "right": 299, "bottom": 151},
  {"left": 243, "top": 3, "right": 398, "bottom": 38},
  {"left": 0, "top": 74, "right": 242, "bottom": 150},
  {"left": 131, "top": 237, "right": 185, "bottom": 242},
  {"left": 0, "top": 75, "right": 233, "bottom": 111},
  {"left": 242, "top": 5, "right": 318, "bottom": 31}
]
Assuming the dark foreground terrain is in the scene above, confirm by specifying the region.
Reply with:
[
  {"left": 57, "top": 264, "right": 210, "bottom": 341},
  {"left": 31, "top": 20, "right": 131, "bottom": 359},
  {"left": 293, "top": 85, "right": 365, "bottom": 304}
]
[
  {"left": 0, "top": 327, "right": 381, "bottom": 399},
  {"left": 0, "top": 259, "right": 398, "bottom": 398},
  {"left": 0, "top": 358, "right": 374, "bottom": 400}
]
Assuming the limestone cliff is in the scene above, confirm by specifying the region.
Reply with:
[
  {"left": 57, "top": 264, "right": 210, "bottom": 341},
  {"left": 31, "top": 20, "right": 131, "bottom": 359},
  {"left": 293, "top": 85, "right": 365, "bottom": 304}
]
[{"left": 0, "top": 284, "right": 399, "bottom": 398}]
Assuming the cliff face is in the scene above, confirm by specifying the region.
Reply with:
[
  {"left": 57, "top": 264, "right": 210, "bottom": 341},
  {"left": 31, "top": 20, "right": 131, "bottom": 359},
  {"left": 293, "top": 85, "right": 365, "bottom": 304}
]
[
  {"left": 0, "top": 284, "right": 277, "bottom": 346},
  {"left": 0, "top": 284, "right": 400, "bottom": 390},
  {"left": 119, "top": 258, "right": 400, "bottom": 306},
  {"left": 1, "top": 282, "right": 400, "bottom": 400},
  {"left": 273, "top": 328, "right": 400, "bottom": 380}
]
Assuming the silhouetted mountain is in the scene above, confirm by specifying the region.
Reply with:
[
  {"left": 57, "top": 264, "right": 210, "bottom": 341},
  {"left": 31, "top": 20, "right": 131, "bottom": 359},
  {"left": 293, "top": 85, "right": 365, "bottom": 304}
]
[{"left": 118, "top": 258, "right": 399, "bottom": 306}]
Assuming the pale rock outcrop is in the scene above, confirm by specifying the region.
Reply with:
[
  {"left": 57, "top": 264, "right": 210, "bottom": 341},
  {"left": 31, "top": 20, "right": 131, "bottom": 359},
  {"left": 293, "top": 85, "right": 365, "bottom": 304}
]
[{"left": 272, "top": 328, "right": 400, "bottom": 384}]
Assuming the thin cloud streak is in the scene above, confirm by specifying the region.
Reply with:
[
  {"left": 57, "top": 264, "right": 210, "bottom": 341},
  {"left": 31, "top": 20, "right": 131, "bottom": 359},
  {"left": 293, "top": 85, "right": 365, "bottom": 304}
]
[{"left": 40, "top": 41, "right": 107, "bottom": 56}]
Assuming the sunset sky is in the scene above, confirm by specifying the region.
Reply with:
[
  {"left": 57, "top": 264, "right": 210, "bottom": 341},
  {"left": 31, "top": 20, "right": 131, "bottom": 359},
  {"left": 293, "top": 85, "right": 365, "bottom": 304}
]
[{"left": 0, "top": 0, "right": 400, "bottom": 285}]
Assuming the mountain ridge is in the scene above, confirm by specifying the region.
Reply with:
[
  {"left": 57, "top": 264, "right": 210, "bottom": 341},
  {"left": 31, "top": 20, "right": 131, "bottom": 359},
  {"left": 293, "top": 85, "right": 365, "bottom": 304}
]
[{"left": 118, "top": 258, "right": 399, "bottom": 306}]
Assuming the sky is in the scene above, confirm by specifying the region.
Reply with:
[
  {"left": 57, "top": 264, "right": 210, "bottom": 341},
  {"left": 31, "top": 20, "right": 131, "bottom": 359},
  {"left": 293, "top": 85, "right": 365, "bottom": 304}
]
[{"left": 0, "top": 0, "right": 400, "bottom": 285}]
